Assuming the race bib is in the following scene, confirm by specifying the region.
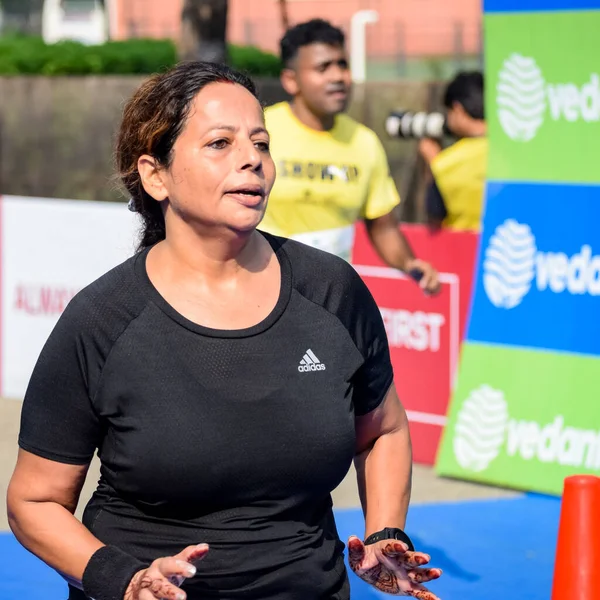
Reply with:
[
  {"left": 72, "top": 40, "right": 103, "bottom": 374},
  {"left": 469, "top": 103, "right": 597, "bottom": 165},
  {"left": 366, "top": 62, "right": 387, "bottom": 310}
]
[{"left": 290, "top": 225, "right": 355, "bottom": 262}]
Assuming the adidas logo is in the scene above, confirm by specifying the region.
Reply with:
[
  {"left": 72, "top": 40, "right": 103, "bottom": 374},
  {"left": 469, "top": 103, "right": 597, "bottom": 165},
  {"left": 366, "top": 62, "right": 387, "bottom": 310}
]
[{"left": 298, "top": 349, "right": 326, "bottom": 373}]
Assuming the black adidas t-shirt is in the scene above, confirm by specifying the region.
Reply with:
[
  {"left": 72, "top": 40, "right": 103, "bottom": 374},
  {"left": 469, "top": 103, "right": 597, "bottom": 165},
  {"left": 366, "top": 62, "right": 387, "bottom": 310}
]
[{"left": 19, "top": 233, "right": 394, "bottom": 600}]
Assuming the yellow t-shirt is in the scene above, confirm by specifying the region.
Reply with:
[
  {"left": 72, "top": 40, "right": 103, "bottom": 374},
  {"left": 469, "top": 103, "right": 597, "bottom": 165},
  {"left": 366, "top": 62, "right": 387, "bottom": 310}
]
[
  {"left": 430, "top": 136, "right": 488, "bottom": 232},
  {"left": 261, "top": 102, "right": 400, "bottom": 261}
]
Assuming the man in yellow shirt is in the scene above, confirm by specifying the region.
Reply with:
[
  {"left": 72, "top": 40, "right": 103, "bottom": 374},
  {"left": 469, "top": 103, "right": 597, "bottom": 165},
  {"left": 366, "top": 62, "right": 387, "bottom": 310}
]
[
  {"left": 419, "top": 71, "right": 488, "bottom": 231},
  {"left": 261, "top": 19, "right": 439, "bottom": 295}
]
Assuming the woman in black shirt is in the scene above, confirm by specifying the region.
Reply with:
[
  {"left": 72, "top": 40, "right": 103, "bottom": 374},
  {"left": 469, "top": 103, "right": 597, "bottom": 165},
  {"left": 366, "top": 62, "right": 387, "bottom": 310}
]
[{"left": 7, "top": 62, "right": 441, "bottom": 600}]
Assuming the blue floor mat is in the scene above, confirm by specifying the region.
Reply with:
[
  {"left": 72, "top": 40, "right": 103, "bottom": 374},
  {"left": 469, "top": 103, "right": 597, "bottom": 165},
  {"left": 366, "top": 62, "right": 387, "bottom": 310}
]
[
  {"left": 336, "top": 493, "right": 560, "bottom": 599},
  {"left": 0, "top": 494, "right": 560, "bottom": 599}
]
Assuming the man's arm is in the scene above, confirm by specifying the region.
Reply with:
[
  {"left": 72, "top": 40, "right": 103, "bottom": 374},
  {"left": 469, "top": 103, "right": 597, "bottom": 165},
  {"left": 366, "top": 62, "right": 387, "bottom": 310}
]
[
  {"left": 425, "top": 179, "right": 448, "bottom": 229},
  {"left": 365, "top": 211, "right": 440, "bottom": 295},
  {"left": 361, "top": 132, "right": 440, "bottom": 295}
]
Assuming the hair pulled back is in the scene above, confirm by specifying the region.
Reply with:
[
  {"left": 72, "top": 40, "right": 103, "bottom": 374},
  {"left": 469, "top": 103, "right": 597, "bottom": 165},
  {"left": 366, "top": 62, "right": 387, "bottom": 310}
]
[{"left": 116, "top": 61, "right": 259, "bottom": 251}]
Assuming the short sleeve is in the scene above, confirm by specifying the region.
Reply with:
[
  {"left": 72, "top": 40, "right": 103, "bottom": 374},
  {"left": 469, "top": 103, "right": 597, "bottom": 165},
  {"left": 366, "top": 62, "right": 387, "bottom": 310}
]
[
  {"left": 361, "top": 134, "right": 401, "bottom": 221},
  {"left": 348, "top": 270, "right": 394, "bottom": 416},
  {"left": 18, "top": 298, "right": 103, "bottom": 465}
]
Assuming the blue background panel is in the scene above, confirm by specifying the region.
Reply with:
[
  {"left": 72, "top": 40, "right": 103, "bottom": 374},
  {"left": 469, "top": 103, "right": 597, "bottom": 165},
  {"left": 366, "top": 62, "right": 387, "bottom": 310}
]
[
  {"left": 467, "top": 181, "right": 600, "bottom": 356},
  {"left": 485, "top": 0, "right": 600, "bottom": 13}
]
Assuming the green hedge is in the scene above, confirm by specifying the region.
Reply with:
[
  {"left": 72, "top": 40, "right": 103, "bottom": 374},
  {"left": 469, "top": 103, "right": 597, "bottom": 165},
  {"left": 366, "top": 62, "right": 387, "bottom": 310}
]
[{"left": 0, "top": 36, "right": 282, "bottom": 76}]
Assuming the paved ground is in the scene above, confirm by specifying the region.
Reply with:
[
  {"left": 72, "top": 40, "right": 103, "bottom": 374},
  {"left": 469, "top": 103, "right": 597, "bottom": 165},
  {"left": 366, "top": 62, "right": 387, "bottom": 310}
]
[{"left": 0, "top": 397, "right": 518, "bottom": 531}]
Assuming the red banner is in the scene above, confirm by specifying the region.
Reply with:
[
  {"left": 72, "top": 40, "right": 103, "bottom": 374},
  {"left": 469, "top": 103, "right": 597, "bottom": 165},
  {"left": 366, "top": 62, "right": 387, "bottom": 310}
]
[{"left": 352, "top": 223, "right": 479, "bottom": 464}]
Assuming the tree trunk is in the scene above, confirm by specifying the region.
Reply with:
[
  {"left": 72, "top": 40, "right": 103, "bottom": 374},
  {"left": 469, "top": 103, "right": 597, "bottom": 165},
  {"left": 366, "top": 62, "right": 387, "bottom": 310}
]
[
  {"left": 277, "top": 0, "right": 289, "bottom": 31},
  {"left": 180, "top": 0, "right": 228, "bottom": 64}
]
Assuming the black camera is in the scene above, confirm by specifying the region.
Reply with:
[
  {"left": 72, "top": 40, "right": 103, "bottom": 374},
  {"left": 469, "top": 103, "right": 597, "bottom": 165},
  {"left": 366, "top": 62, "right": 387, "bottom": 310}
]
[{"left": 385, "top": 110, "right": 448, "bottom": 140}]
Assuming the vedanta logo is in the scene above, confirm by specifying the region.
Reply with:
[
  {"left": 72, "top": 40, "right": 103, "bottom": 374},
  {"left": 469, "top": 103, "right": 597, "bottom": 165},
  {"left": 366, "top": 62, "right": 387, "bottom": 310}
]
[
  {"left": 483, "top": 220, "right": 536, "bottom": 309},
  {"left": 453, "top": 385, "right": 600, "bottom": 473},
  {"left": 497, "top": 54, "right": 546, "bottom": 141},
  {"left": 497, "top": 53, "right": 600, "bottom": 142},
  {"left": 483, "top": 219, "right": 600, "bottom": 309},
  {"left": 453, "top": 385, "right": 508, "bottom": 472}
]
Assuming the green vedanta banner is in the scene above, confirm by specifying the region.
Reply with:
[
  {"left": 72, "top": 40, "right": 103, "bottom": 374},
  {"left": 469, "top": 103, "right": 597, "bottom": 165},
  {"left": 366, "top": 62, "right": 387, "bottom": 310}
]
[
  {"left": 486, "top": 11, "right": 600, "bottom": 182},
  {"left": 436, "top": 343, "right": 600, "bottom": 495}
]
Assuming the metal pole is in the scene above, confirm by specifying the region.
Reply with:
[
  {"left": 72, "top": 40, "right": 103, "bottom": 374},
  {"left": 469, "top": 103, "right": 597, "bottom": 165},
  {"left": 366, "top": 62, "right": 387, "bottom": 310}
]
[{"left": 350, "top": 10, "right": 379, "bottom": 84}]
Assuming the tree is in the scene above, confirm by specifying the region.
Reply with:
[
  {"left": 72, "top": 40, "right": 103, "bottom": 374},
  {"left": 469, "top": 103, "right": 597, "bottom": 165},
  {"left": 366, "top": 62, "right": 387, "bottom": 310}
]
[
  {"left": 180, "top": 0, "right": 228, "bottom": 64},
  {"left": 277, "top": 0, "right": 289, "bottom": 31}
]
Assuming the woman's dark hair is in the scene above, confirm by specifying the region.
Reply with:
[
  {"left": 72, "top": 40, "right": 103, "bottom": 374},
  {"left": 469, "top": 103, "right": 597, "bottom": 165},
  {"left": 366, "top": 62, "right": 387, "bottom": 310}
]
[
  {"left": 116, "top": 61, "right": 259, "bottom": 250},
  {"left": 280, "top": 19, "right": 345, "bottom": 67},
  {"left": 443, "top": 71, "right": 485, "bottom": 120}
]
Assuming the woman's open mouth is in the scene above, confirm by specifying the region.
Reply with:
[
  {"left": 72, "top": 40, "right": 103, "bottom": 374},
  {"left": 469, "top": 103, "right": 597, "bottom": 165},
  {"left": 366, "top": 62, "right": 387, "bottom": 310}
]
[{"left": 225, "top": 186, "right": 265, "bottom": 207}]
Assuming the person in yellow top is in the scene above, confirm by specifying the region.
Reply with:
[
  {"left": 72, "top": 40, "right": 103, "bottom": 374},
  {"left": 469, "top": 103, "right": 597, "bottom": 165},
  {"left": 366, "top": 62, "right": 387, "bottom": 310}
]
[
  {"left": 262, "top": 19, "right": 439, "bottom": 295},
  {"left": 419, "top": 71, "right": 488, "bottom": 232}
]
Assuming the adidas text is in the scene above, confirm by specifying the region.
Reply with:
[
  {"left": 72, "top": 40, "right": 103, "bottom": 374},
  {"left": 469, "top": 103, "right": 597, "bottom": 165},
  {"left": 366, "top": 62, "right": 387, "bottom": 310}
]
[{"left": 298, "top": 363, "right": 326, "bottom": 372}]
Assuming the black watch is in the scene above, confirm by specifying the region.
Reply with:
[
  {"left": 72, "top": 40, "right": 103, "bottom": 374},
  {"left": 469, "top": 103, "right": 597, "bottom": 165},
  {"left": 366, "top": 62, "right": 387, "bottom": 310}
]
[{"left": 364, "top": 527, "right": 415, "bottom": 551}]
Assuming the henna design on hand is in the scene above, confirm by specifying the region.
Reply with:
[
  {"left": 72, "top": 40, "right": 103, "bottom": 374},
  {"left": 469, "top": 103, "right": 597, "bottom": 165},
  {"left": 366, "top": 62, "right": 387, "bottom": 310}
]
[
  {"left": 382, "top": 542, "right": 431, "bottom": 568},
  {"left": 124, "top": 571, "right": 144, "bottom": 600},
  {"left": 348, "top": 537, "right": 442, "bottom": 599},
  {"left": 124, "top": 545, "right": 208, "bottom": 600},
  {"left": 411, "top": 591, "right": 440, "bottom": 599},
  {"left": 361, "top": 563, "right": 402, "bottom": 594},
  {"left": 125, "top": 571, "right": 173, "bottom": 600},
  {"left": 139, "top": 575, "right": 164, "bottom": 594},
  {"left": 406, "top": 568, "right": 442, "bottom": 584}
]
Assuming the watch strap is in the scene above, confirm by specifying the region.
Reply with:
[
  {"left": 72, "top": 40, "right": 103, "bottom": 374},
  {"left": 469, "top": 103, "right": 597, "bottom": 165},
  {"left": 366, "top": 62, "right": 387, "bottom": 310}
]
[{"left": 364, "top": 527, "right": 415, "bottom": 551}]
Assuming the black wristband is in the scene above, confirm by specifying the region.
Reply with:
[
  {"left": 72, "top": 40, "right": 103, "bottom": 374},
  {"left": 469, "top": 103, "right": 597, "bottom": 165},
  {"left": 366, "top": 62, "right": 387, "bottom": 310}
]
[
  {"left": 364, "top": 527, "right": 415, "bottom": 552},
  {"left": 82, "top": 545, "right": 146, "bottom": 600}
]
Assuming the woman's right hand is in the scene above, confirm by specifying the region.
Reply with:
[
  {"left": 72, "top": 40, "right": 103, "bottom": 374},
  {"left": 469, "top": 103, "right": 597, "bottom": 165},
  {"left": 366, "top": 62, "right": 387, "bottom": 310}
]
[{"left": 124, "top": 543, "right": 209, "bottom": 600}]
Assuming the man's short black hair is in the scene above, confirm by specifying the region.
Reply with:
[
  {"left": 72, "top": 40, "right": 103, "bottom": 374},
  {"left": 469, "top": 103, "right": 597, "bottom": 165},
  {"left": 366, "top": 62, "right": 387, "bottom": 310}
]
[
  {"left": 444, "top": 71, "right": 485, "bottom": 120},
  {"left": 280, "top": 19, "right": 345, "bottom": 67}
]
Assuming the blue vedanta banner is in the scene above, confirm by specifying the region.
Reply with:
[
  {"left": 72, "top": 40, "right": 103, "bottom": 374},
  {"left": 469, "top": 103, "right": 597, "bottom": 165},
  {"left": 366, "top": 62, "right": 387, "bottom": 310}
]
[
  {"left": 437, "top": 0, "right": 600, "bottom": 495},
  {"left": 484, "top": 0, "right": 600, "bottom": 12},
  {"left": 467, "top": 182, "right": 600, "bottom": 356}
]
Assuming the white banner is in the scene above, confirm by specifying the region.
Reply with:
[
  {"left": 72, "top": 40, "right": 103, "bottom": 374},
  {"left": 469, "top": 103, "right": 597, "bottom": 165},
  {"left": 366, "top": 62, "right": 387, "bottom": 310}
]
[{"left": 2, "top": 196, "right": 140, "bottom": 399}]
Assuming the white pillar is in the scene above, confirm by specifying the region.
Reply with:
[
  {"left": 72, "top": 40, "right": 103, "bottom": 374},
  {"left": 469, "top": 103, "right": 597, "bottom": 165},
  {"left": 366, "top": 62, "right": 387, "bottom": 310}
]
[
  {"left": 41, "top": 0, "right": 62, "bottom": 43},
  {"left": 350, "top": 10, "right": 379, "bottom": 84},
  {"left": 105, "top": 0, "right": 121, "bottom": 40},
  {"left": 41, "top": 0, "right": 108, "bottom": 44}
]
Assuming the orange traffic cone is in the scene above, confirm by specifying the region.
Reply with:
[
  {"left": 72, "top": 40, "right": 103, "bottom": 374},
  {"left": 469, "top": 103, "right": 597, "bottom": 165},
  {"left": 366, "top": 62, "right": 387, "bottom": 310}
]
[{"left": 551, "top": 475, "right": 600, "bottom": 600}]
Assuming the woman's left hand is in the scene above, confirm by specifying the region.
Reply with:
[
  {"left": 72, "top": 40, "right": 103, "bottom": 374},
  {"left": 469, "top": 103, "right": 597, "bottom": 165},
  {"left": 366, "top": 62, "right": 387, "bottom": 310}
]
[{"left": 347, "top": 536, "right": 442, "bottom": 598}]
